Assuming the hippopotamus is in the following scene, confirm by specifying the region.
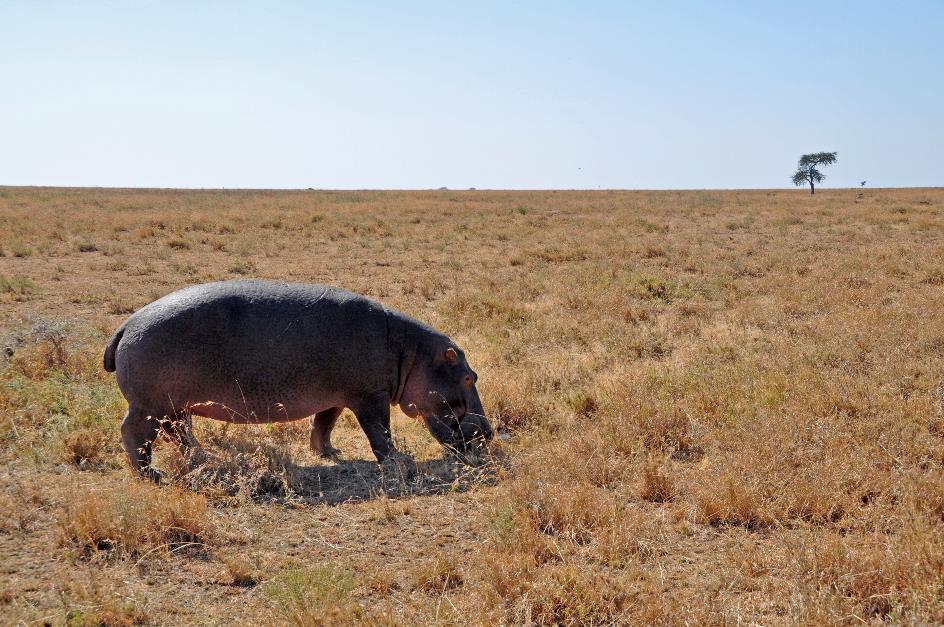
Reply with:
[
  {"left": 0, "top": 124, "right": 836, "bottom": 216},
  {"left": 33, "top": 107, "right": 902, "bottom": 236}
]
[{"left": 103, "top": 280, "right": 493, "bottom": 480}]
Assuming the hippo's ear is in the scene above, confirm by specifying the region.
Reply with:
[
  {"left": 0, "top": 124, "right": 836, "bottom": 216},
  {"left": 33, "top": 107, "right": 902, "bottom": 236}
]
[{"left": 445, "top": 347, "right": 458, "bottom": 365}]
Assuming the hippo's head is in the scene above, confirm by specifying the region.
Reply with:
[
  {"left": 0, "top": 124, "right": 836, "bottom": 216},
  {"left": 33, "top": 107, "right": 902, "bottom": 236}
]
[{"left": 399, "top": 343, "right": 493, "bottom": 458}]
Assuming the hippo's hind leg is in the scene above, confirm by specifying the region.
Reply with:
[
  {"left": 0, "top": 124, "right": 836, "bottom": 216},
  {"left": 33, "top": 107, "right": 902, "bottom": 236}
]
[
  {"left": 310, "top": 407, "right": 343, "bottom": 458},
  {"left": 159, "top": 411, "right": 209, "bottom": 467},
  {"left": 121, "top": 408, "right": 162, "bottom": 482}
]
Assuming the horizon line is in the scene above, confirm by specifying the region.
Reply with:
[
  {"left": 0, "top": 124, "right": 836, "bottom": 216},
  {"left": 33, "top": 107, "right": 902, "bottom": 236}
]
[{"left": 2, "top": 185, "right": 941, "bottom": 193}]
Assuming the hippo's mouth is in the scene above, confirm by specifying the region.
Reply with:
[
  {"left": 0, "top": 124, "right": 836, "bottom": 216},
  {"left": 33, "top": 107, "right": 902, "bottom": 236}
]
[{"left": 429, "top": 412, "right": 493, "bottom": 462}]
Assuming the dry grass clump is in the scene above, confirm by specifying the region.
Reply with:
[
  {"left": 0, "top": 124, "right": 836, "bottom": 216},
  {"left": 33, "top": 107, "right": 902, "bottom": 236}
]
[
  {"left": 62, "top": 426, "right": 116, "bottom": 468},
  {"left": 220, "top": 552, "right": 263, "bottom": 587},
  {"left": 10, "top": 242, "right": 33, "bottom": 257},
  {"left": 58, "top": 481, "right": 215, "bottom": 559},
  {"left": 0, "top": 274, "right": 36, "bottom": 296},
  {"left": 264, "top": 563, "right": 361, "bottom": 625},
  {"left": 477, "top": 370, "right": 553, "bottom": 432},
  {"left": 482, "top": 558, "right": 638, "bottom": 625},
  {"left": 0, "top": 481, "right": 45, "bottom": 533},
  {"left": 797, "top": 524, "right": 944, "bottom": 621},
  {"left": 638, "top": 457, "right": 675, "bottom": 503},
  {"left": 52, "top": 577, "right": 150, "bottom": 627},
  {"left": 414, "top": 554, "right": 464, "bottom": 593}
]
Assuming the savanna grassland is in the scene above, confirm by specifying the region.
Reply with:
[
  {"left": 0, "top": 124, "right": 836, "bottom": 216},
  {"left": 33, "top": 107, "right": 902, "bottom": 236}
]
[{"left": 1, "top": 186, "right": 944, "bottom": 625}]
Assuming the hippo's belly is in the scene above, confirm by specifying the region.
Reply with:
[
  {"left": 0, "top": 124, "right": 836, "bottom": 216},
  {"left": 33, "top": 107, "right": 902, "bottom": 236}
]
[
  {"left": 159, "top": 354, "right": 349, "bottom": 423},
  {"left": 185, "top": 396, "right": 329, "bottom": 424}
]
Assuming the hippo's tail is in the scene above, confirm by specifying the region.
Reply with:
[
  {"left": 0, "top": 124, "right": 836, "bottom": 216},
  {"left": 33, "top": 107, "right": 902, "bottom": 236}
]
[{"left": 103, "top": 322, "right": 127, "bottom": 372}]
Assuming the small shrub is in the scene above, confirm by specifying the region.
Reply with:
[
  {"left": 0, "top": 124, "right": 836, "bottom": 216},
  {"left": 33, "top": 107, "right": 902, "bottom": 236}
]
[
  {"left": 5, "top": 317, "right": 70, "bottom": 373},
  {"left": 512, "top": 476, "right": 617, "bottom": 545},
  {"left": 174, "top": 430, "right": 295, "bottom": 504},
  {"left": 479, "top": 374, "right": 549, "bottom": 432}
]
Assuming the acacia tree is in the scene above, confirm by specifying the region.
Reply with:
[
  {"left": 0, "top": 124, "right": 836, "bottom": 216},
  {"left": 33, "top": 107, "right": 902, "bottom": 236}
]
[{"left": 792, "top": 151, "right": 837, "bottom": 195}]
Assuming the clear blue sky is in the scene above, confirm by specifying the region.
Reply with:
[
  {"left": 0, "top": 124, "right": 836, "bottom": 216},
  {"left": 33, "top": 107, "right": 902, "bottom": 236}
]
[{"left": 1, "top": 1, "right": 941, "bottom": 189}]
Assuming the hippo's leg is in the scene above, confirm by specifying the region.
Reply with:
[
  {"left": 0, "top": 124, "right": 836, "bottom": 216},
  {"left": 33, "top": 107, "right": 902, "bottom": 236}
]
[
  {"left": 350, "top": 395, "right": 396, "bottom": 462},
  {"left": 310, "top": 407, "right": 343, "bottom": 458},
  {"left": 159, "top": 412, "right": 208, "bottom": 467},
  {"left": 121, "top": 408, "right": 163, "bottom": 482}
]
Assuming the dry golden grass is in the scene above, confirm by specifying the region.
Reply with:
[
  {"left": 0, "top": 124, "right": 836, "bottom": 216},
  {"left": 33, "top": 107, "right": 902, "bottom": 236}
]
[
  {"left": 58, "top": 480, "right": 214, "bottom": 559},
  {"left": 1, "top": 186, "right": 943, "bottom": 624}
]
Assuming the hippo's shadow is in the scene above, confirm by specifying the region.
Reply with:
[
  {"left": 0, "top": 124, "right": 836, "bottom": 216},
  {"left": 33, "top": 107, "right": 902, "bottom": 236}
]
[
  {"left": 176, "top": 442, "right": 502, "bottom": 506},
  {"left": 288, "top": 455, "right": 500, "bottom": 505}
]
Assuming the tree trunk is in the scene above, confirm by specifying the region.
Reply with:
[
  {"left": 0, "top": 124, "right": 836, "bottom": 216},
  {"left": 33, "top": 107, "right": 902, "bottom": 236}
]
[{"left": 810, "top": 180, "right": 815, "bottom": 195}]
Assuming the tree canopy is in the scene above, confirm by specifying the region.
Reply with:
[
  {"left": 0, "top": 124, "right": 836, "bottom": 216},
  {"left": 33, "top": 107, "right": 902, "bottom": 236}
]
[{"left": 792, "top": 152, "right": 837, "bottom": 194}]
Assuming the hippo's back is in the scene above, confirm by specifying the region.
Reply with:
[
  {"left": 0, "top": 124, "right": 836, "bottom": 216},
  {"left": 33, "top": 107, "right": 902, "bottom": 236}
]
[{"left": 111, "top": 280, "right": 390, "bottom": 420}]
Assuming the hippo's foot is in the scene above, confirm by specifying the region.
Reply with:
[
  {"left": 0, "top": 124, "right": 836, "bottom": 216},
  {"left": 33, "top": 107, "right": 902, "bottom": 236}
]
[
  {"left": 455, "top": 448, "right": 490, "bottom": 468},
  {"left": 142, "top": 466, "right": 165, "bottom": 484},
  {"left": 378, "top": 450, "right": 417, "bottom": 482},
  {"left": 311, "top": 408, "right": 343, "bottom": 459},
  {"left": 317, "top": 445, "right": 343, "bottom": 460}
]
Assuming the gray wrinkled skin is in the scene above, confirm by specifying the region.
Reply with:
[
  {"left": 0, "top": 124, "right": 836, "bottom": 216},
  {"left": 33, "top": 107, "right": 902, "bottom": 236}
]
[{"left": 103, "top": 280, "right": 492, "bottom": 480}]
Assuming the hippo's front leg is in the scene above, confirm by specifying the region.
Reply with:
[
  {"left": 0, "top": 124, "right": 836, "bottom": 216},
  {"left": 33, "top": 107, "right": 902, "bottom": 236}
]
[{"left": 350, "top": 394, "right": 396, "bottom": 462}]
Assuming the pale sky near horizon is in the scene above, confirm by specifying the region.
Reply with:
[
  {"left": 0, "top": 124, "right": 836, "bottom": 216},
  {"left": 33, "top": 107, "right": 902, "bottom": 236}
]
[{"left": 1, "top": 1, "right": 941, "bottom": 189}]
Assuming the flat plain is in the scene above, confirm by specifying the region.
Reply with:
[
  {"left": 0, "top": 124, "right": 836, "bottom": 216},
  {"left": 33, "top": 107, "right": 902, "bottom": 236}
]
[{"left": 1, "top": 187, "right": 943, "bottom": 625}]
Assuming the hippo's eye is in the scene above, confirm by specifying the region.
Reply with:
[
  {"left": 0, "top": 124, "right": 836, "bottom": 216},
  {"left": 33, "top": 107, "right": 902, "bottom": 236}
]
[{"left": 463, "top": 375, "right": 474, "bottom": 387}]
